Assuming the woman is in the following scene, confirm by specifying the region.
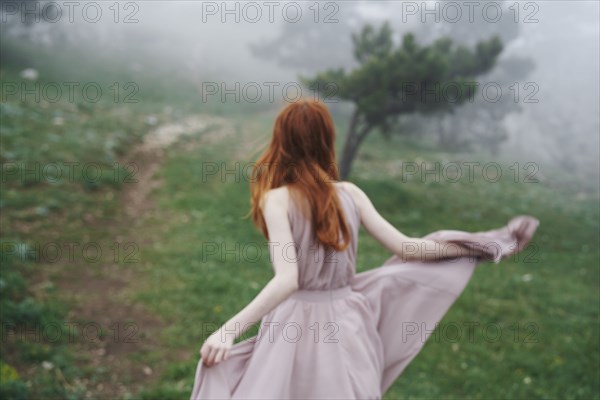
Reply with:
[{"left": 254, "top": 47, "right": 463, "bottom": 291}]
[{"left": 190, "top": 99, "right": 539, "bottom": 399}]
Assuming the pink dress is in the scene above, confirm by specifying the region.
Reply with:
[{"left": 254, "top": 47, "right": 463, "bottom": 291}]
[{"left": 190, "top": 185, "right": 540, "bottom": 399}]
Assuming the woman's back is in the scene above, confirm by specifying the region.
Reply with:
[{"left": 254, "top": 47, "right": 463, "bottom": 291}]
[{"left": 286, "top": 182, "right": 360, "bottom": 291}]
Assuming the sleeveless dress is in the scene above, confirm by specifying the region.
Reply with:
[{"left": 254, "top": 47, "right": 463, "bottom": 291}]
[{"left": 190, "top": 184, "right": 540, "bottom": 399}]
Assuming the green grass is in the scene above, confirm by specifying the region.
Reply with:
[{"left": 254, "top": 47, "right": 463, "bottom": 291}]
[
  {"left": 132, "top": 109, "right": 599, "bottom": 399},
  {"left": 0, "top": 61, "right": 171, "bottom": 398},
  {"left": 2, "top": 40, "right": 598, "bottom": 399}
]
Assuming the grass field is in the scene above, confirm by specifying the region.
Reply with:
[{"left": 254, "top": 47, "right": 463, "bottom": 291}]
[{"left": 1, "top": 62, "right": 599, "bottom": 399}]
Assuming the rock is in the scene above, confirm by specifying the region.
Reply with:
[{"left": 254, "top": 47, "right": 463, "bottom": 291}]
[{"left": 20, "top": 68, "right": 39, "bottom": 81}]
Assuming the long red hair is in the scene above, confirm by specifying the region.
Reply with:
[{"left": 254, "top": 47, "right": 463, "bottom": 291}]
[{"left": 249, "top": 99, "right": 351, "bottom": 252}]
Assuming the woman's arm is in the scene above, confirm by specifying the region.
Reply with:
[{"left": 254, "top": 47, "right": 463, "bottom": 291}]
[
  {"left": 200, "top": 186, "right": 299, "bottom": 367},
  {"left": 343, "top": 182, "right": 486, "bottom": 262}
]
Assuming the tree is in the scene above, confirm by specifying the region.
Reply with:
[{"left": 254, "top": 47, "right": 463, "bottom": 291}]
[
  {"left": 406, "top": 1, "right": 534, "bottom": 155},
  {"left": 300, "top": 22, "right": 504, "bottom": 179}
]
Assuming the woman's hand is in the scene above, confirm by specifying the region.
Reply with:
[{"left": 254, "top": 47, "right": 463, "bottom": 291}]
[{"left": 200, "top": 328, "right": 234, "bottom": 368}]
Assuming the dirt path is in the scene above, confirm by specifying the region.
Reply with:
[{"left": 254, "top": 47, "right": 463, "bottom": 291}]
[
  {"left": 61, "top": 114, "right": 233, "bottom": 399},
  {"left": 121, "top": 115, "right": 227, "bottom": 217}
]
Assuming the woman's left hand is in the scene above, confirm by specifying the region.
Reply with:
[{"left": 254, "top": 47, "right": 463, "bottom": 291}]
[{"left": 200, "top": 328, "right": 234, "bottom": 367}]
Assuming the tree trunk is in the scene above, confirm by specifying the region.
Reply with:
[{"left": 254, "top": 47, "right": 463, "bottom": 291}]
[{"left": 339, "top": 110, "right": 371, "bottom": 180}]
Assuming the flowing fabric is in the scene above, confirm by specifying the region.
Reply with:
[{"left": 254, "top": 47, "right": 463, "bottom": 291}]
[{"left": 190, "top": 185, "right": 540, "bottom": 399}]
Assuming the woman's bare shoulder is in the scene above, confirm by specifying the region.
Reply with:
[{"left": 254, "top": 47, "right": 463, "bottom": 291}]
[
  {"left": 337, "top": 181, "right": 367, "bottom": 203},
  {"left": 260, "top": 182, "right": 368, "bottom": 212},
  {"left": 260, "top": 186, "right": 291, "bottom": 212}
]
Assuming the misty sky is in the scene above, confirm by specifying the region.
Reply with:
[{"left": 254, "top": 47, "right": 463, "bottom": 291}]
[{"left": 4, "top": 0, "right": 599, "bottom": 188}]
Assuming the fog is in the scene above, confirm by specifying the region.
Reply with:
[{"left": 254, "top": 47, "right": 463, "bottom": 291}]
[
  {"left": 1, "top": 3, "right": 598, "bottom": 397},
  {"left": 3, "top": 0, "right": 599, "bottom": 190}
]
